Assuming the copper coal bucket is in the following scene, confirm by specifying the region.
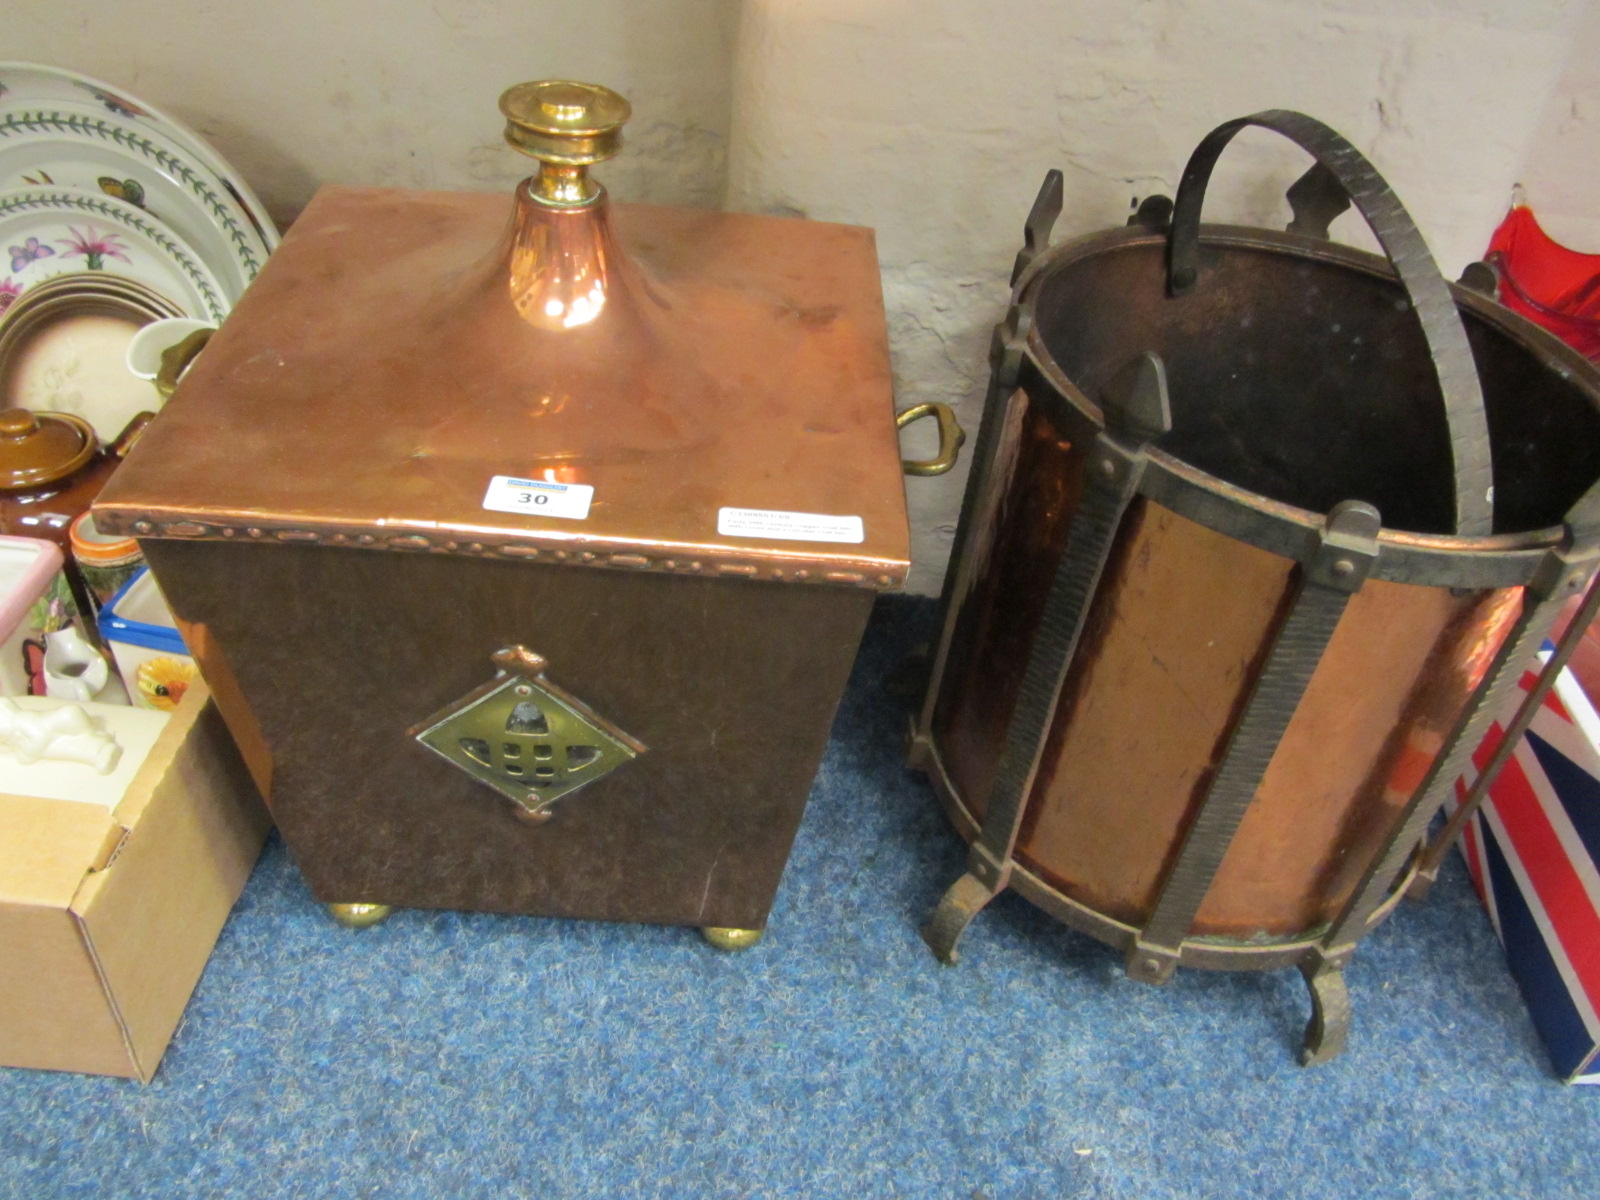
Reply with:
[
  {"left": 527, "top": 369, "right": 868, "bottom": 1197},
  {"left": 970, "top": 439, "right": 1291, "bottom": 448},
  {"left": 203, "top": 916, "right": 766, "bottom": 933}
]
[{"left": 908, "top": 111, "right": 1600, "bottom": 1064}]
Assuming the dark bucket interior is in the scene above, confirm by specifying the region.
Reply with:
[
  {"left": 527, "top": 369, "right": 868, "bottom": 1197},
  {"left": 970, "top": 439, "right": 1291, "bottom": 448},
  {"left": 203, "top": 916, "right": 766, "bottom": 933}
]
[{"left": 1032, "top": 239, "right": 1600, "bottom": 535}]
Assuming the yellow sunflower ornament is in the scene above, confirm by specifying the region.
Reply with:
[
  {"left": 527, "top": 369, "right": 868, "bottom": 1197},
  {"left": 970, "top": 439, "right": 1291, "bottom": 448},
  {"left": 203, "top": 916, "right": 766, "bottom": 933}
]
[{"left": 136, "top": 656, "right": 198, "bottom": 711}]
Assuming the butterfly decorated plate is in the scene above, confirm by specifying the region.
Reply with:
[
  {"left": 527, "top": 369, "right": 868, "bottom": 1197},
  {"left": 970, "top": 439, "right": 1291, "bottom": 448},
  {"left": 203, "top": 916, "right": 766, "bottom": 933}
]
[
  {"left": 0, "top": 187, "right": 226, "bottom": 322},
  {"left": 0, "top": 63, "right": 275, "bottom": 306}
]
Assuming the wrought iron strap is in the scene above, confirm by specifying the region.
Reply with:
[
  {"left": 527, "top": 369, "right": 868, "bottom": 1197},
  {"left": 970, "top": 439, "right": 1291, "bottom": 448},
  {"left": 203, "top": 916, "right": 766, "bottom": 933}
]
[
  {"left": 970, "top": 352, "right": 1174, "bottom": 875},
  {"left": 913, "top": 307, "right": 1031, "bottom": 745},
  {"left": 920, "top": 453, "right": 1147, "bottom": 962},
  {"left": 970, "top": 445, "right": 1146, "bottom": 873},
  {"left": 1323, "top": 580, "right": 1572, "bottom": 953},
  {"left": 920, "top": 351, "right": 1173, "bottom": 963},
  {"left": 1414, "top": 567, "right": 1600, "bottom": 888},
  {"left": 1130, "top": 585, "right": 1351, "bottom": 969},
  {"left": 1412, "top": 483, "right": 1600, "bottom": 886},
  {"left": 1130, "top": 501, "right": 1381, "bottom": 980},
  {"left": 1166, "top": 110, "right": 1494, "bottom": 538}
]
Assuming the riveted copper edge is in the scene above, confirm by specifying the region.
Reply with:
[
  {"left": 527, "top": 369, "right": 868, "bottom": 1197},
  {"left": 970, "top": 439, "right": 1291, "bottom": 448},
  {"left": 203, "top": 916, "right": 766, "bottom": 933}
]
[
  {"left": 93, "top": 185, "right": 911, "bottom": 591},
  {"left": 101, "top": 510, "right": 903, "bottom": 590}
]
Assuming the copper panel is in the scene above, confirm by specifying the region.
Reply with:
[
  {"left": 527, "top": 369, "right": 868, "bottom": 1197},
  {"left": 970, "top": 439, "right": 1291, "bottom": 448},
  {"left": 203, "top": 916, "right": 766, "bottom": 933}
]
[
  {"left": 931, "top": 393, "right": 1086, "bottom": 820},
  {"left": 1199, "top": 580, "right": 1521, "bottom": 935},
  {"left": 946, "top": 487, "right": 1525, "bottom": 938},
  {"left": 171, "top": 615, "right": 274, "bottom": 803},
  {"left": 1012, "top": 501, "right": 1294, "bottom": 926},
  {"left": 97, "top": 186, "right": 909, "bottom": 588},
  {"left": 141, "top": 537, "right": 873, "bottom": 928}
]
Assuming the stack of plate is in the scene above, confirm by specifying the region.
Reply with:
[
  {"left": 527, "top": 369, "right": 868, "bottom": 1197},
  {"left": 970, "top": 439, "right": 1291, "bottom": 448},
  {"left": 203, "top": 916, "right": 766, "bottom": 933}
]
[{"left": 0, "top": 62, "right": 276, "bottom": 439}]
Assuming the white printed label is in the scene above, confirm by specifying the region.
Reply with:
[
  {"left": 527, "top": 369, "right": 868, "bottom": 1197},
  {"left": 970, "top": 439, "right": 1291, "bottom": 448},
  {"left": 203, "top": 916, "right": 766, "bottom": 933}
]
[
  {"left": 482, "top": 475, "right": 594, "bottom": 521},
  {"left": 717, "top": 507, "right": 864, "bottom": 544}
]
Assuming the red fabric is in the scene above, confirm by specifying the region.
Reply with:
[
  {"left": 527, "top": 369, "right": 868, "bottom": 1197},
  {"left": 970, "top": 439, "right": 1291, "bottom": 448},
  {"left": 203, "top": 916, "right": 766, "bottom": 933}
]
[{"left": 1486, "top": 206, "right": 1600, "bottom": 361}]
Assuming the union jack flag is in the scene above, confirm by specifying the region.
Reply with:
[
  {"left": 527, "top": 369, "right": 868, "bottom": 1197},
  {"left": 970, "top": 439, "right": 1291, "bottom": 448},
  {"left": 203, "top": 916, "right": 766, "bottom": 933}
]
[{"left": 1455, "top": 650, "right": 1600, "bottom": 1083}]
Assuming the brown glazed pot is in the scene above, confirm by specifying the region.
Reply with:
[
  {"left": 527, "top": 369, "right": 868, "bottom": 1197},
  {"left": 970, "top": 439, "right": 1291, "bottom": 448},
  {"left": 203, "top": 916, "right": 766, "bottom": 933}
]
[
  {"left": 0, "top": 407, "right": 110, "bottom": 547},
  {"left": 0, "top": 407, "right": 152, "bottom": 548}
]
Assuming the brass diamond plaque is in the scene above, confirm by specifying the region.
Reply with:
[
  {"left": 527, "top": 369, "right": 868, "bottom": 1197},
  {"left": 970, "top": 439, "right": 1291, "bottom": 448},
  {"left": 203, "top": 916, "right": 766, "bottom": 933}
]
[{"left": 409, "top": 646, "right": 645, "bottom": 823}]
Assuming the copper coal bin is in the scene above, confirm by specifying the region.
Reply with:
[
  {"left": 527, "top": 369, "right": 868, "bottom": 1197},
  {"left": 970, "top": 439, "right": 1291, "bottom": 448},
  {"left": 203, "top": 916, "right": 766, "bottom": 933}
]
[
  {"left": 908, "top": 111, "right": 1600, "bottom": 1063},
  {"left": 97, "top": 81, "right": 956, "bottom": 947}
]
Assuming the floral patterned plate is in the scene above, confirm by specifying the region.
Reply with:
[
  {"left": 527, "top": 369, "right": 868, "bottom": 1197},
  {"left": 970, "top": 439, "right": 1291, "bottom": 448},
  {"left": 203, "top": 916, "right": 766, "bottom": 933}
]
[
  {"left": 0, "top": 186, "right": 225, "bottom": 323},
  {"left": 0, "top": 62, "right": 275, "bottom": 305}
]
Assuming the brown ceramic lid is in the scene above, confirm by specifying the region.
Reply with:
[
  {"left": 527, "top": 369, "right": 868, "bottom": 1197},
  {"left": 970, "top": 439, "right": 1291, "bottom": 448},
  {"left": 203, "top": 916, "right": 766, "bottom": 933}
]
[{"left": 0, "top": 408, "right": 97, "bottom": 490}]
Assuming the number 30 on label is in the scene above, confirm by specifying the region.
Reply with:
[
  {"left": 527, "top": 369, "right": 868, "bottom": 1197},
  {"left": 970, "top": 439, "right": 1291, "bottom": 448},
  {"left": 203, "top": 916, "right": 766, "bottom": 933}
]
[{"left": 481, "top": 475, "right": 594, "bottom": 521}]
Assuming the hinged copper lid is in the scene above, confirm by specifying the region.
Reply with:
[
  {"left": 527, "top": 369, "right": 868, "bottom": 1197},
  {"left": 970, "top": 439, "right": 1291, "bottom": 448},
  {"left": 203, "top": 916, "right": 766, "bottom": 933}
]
[
  {"left": 0, "top": 408, "right": 96, "bottom": 490},
  {"left": 95, "top": 80, "right": 910, "bottom": 590}
]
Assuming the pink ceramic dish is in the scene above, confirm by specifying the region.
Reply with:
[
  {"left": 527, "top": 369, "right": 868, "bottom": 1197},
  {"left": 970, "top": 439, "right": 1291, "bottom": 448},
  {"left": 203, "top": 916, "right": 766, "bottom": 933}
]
[{"left": 0, "top": 533, "right": 70, "bottom": 695}]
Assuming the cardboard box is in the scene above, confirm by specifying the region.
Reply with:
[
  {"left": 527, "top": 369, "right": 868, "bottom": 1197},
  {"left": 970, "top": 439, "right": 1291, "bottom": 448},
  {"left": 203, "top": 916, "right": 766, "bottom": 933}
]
[
  {"left": 0, "top": 681, "right": 270, "bottom": 1081},
  {"left": 1454, "top": 651, "right": 1600, "bottom": 1084}
]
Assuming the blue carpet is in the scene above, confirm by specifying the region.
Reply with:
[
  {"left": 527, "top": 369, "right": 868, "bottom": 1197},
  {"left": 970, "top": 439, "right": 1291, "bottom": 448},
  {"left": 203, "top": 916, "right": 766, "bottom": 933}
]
[{"left": 3, "top": 596, "right": 1597, "bottom": 1199}]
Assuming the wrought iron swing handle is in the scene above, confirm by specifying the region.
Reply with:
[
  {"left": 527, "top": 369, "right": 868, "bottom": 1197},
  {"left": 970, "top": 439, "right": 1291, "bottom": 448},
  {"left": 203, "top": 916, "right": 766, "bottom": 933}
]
[{"left": 1165, "top": 109, "right": 1494, "bottom": 538}]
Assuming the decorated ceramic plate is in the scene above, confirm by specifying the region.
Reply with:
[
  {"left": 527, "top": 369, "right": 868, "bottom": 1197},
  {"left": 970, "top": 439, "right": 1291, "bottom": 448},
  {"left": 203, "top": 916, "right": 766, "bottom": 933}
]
[
  {"left": 0, "top": 62, "right": 275, "bottom": 303},
  {"left": 0, "top": 187, "right": 225, "bottom": 322},
  {"left": 0, "top": 187, "right": 226, "bottom": 438}
]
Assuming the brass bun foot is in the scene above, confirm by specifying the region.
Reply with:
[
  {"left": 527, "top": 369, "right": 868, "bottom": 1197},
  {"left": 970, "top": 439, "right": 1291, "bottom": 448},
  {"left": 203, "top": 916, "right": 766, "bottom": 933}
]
[
  {"left": 701, "top": 926, "right": 763, "bottom": 952},
  {"left": 326, "top": 902, "right": 394, "bottom": 929}
]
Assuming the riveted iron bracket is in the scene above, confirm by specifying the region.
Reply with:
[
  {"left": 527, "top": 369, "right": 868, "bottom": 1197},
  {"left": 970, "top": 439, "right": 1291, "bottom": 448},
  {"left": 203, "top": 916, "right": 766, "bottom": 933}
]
[{"left": 1127, "top": 500, "right": 1381, "bottom": 985}]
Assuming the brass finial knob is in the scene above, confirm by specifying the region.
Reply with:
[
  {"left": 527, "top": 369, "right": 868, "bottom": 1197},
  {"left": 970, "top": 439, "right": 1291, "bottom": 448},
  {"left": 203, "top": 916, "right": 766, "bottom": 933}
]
[{"left": 500, "top": 80, "right": 631, "bottom": 206}]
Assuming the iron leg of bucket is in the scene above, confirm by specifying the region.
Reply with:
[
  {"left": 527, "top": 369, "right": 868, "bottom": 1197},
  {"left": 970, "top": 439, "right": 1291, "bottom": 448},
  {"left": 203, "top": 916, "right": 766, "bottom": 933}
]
[
  {"left": 922, "top": 872, "right": 1002, "bottom": 964},
  {"left": 1404, "top": 864, "right": 1440, "bottom": 904},
  {"left": 1299, "top": 960, "right": 1351, "bottom": 1066}
]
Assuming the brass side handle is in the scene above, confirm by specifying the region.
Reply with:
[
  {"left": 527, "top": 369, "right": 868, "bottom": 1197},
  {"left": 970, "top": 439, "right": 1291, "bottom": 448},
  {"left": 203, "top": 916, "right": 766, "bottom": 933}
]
[
  {"left": 154, "top": 327, "right": 216, "bottom": 401},
  {"left": 896, "top": 402, "right": 966, "bottom": 477}
]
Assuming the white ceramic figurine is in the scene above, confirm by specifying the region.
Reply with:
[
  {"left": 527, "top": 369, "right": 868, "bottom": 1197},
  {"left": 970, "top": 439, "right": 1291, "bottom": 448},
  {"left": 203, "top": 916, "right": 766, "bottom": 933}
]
[{"left": 0, "top": 698, "right": 121, "bottom": 774}]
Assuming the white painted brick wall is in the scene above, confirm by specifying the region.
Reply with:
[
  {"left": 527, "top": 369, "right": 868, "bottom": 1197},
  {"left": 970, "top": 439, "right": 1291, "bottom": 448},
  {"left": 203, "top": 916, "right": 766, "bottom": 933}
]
[
  {"left": 727, "top": 0, "right": 1589, "bottom": 592},
  {"left": 11, "top": 0, "right": 1594, "bottom": 593}
]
